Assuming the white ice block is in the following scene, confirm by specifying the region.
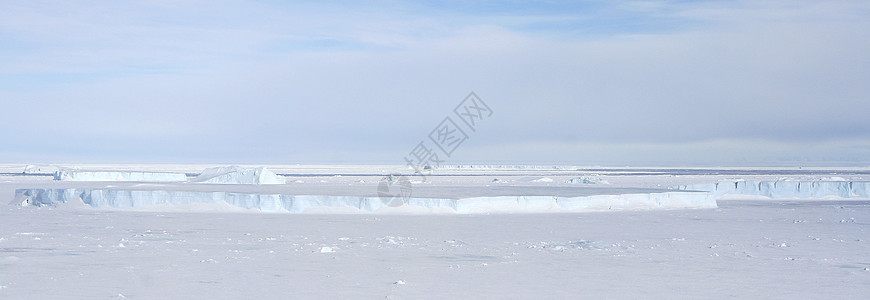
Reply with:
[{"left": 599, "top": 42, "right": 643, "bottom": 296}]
[
  {"left": 673, "top": 181, "right": 870, "bottom": 199},
  {"left": 13, "top": 188, "right": 715, "bottom": 213}
]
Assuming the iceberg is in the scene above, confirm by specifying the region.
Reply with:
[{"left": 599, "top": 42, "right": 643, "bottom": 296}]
[
  {"left": 565, "top": 176, "right": 609, "bottom": 184},
  {"left": 190, "top": 166, "right": 284, "bottom": 184},
  {"left": 54, "top": 170, "right": 188, "bottom": 182},
  {"left": 12, "top": 188, "right": 714, "bottom": 213},
  {"left": 672, "top": 181, "right": 870, "bottom": 199}
]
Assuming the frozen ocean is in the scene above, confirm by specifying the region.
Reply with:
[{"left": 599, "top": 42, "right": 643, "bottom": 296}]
[{"left": 0, "top": 164, "right": 868, "bottom": 298}]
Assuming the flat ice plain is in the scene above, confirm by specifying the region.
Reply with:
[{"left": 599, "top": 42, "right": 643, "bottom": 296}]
[{"left": 1, "top": 164, "right": 869, "bottom": 298}]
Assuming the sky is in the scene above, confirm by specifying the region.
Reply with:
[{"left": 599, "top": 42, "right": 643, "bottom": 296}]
[{"left": 1, "top": 0, "right": 869, "bottom": 166}]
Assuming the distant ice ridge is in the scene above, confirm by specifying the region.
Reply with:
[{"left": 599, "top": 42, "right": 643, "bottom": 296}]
[
  {"left": 672, "top": 181, "right": 870, "bottom": 199},
  {"left": 24, "top": 164, "right": 60, "bottom": 174},
  {"left": 190, "top": 166, "right": 284, "bottom": 184},
  {"left": 439, "top": 165, "right": 580, "bottom": 170},
  {"left": 12, "top": 189, "right": 714, "bottom": 213},
  {"left": 51, "top": 166, "right": 284, "bottom": 184},
  {"left": 54, "top": 170, "right": 188, "bottom": 182}
]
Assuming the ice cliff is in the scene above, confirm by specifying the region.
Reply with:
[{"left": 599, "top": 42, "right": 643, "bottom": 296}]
[
  {"left": 672, "top": 181, "right": 870, "bottom": 199},
  {"left": 12, "top": 189, "right": 714, "bottom": 213}
]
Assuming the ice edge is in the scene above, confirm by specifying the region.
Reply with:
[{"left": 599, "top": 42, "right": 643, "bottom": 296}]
[{"left": 12, "top": 189, "right": 715, "bottom": 213}]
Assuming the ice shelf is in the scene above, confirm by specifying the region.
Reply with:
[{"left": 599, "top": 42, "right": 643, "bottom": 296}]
[
  {"left": 54, "top": 171, "right": 188, "bottom": 182},
  {"left": 12, "top": 188, "right": 714, "bottom": 213},
  {"left": 672, "top": 181, "right": 870, "bottom": 199}
]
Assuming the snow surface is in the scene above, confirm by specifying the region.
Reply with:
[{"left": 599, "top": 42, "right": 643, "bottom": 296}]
[
  {"left": 0, "top": 199, "right": 867, "bottom": 298},
  {"left": 190, "top": 166, "right": 284, "bottom": 185}
]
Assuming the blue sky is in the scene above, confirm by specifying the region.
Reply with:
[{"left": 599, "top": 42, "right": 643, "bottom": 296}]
[{"left": 1, "top": 0, "right": 869, "bottom": 165}]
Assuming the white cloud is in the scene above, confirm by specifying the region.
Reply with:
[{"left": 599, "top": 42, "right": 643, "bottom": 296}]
[{"left": 1, "top": 0, "right": 868, "bottom": 164}]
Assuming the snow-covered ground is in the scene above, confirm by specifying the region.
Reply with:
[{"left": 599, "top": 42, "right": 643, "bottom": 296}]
[{"left": 0, "top": 164, "right": 869, "bottom": 298}]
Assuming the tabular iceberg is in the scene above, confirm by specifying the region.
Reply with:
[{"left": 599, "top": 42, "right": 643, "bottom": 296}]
[
  {"left": 12, "top": 188, "right": 715, "bottom": 213},
  {"left": 190, "top": 166, "right": 284, "bottom": 184},
  {"left": 54, "top": 171, "right": 188, "bottom": 182},
  {"left": 672, "top": 181, "right": 870, "bottom": 199}
]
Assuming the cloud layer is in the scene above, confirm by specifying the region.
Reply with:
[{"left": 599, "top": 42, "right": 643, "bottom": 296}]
[{"left": 1, "top": 0, "right": 868, "bottom": 165}]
